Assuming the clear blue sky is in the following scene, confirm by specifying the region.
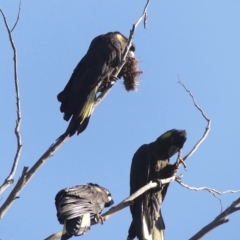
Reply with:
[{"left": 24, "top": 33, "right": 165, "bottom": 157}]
[{"left": 1, "top": 0, "right": 240, "bottom": 239}]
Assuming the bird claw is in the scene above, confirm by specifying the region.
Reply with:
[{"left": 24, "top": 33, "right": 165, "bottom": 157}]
[
  {"left": 153, "top": 178, "right": 162, "bottom": 189},
  {"left": 110, "top": 75, "right": 119, "bottom": 84},
  {"left": 94, "top": 214, "right": 105, "bottom": 225}
]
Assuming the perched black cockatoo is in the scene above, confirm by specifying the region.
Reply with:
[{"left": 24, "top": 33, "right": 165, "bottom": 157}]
[
  {"left": 57, "top": 31, "right": 142, "bottom": 137},
  {"left": 55, "top": 183, "right": 114, "bottom": 240},
  {"left": 127, "top": 129, "right": 187, "bottom": 240}
]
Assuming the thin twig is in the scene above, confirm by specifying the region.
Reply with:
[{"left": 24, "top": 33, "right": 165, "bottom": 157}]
[
  {"left": 143, "top": 1, "right": 149, "bottom": 29},
  {"left": 175, "top": 80, "right": 238, "bottom": 211},
  {"left": 176, "top": 179, "right": 240, "bottom": 196},
  {"left": 0, "top": 5, "right": 22, "bottom": 195},
  {"left": 94, "top": 0, "right": 150, "bottom": 108},
  {"left": 176, "top": 179, "right": 240, "bottom": 212},
  {"left": 177, "top": 76, "right": 211, "bottom": 162},
  {"left": 174, "top": 80, "right": 238, "bottom": 210},
  {"left": 189, "top": 197, "right": 240, "bottom": 240},
  {"left": 11, "top": 0, "right": 22, "bottom": 32},
  {"left": 44, "top": 176, "right": 175, "bottom": 240}
]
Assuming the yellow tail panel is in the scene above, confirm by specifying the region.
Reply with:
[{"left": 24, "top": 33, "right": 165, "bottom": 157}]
[{"left": 79, "top": 86, "right": 98, "bottom": 123}]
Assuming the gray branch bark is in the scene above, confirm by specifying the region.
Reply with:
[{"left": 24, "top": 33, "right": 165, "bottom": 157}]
[
  {"left": 0, "top": 135, "right": 69, "bottom": 219},
  {"left": 0, "top": 0, "right": 23, "bottom": 195},
  {"left": 176, "top": 78, "right": 211, "bottom": 166},
  {"left": 189, "top": 197, "right": 240, "bottom": 240}
]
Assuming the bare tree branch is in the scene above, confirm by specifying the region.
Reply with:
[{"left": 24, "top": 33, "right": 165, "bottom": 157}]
[
  {"left": 177, "top": 77, "right": 211, "bottom": 164},
  {"left": 176, "top": 178, "right": 240, "bottom": 211},
  {"left": 176, "top": 179, "right": 240, "bottom": 196},
  {"left": 174, "top": 80, "right": 240, "bottom": 238},
  {"left": 94, "top": 0, "right": 150, "bottom": 108},
  {"left": 97, "top": 175, "right": 175, "bottom": 223},
  {"left": 189, "top": 197, "right": 240, "bottom": 240},
  {"left": 175, "top": 80, "right": 240, "bottom": 210},
  {"left": 44, "top": 176, "right": 175, "bottom": 240},
  {"left": 44, "top": 232, "right": 62, "bottom": 240},
  {"left": 11, "top": 0, "right": 22, "bottom": 32},
  {"left": 0, "top": 0, "right": 150, "bottom": 220},
  {"left": 0, "top": 135, "right": 69, "bottom": 219},
  {"left": 0, "top": 5, "right": 22, "bottom": 195}
]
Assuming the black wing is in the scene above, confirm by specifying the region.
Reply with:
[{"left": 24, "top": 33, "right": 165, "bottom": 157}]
[
  {"left": 57, "top": 32, "right": 128, "bottom": 136},
  {"left": 57, "top": 33, "right": 123, "bottom": 118},
  {"left": 128, "top": 130, "right": 187, "bottom": 239},
  {"left": 128, "top": 144, "right": 150, "bottom": 239},
  {"left": 55, "top": 184, "right": 105, "bottom": 224}
]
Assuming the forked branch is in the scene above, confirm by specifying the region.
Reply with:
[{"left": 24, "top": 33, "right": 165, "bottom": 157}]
[
  {"left": 176, "top": 177, "right": 240, "bottom": 211},
  {"left": 0, "top": 0, "right": 23, "bottom": 195},
  {"left": 94, "top": 0, "right": 150, "bottom": 108},
  {"left": 177, "top": 77, "right": 211, "bottom": 164},
  {"left": 175, "top": 79, "right": 240, "bottom": 237}
]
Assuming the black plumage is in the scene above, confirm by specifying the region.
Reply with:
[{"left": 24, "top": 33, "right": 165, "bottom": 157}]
[
  {"left": 127, "top": 129, "right": 187, "bottom": 240},
  {"left": 57, "top": 31, "right": 142, "bottom": 137},
  {"left": 55, "top": 183, "right": 114, "bottom": 240}
]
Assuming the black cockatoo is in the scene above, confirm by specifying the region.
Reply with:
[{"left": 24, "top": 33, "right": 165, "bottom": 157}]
[
  {"left": 55, "top": 183, "right": 114, "bottom": 240},
  {"left": 57, "top": 31, "right": 142, "bottom": 137},
  {"left": 127, "top": 129, "right": 187, "bottom": 240}
]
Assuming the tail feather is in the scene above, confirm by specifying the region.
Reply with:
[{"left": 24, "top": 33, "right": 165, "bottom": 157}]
[
  {"left": 61, "top": 233, "right": 72, "bottom": 240},
  {"left": 142, "top": 215, "right": 152, "bottom": 240},
  {"left": 152, "top": 212, "right": 165, "bottom": 240},
  {"left": 152, "top": 228, "right": 164, "bottom": 240},
  {"left": 127, "top": 214, "right": 165, "bottom": 240},
  {"left": 62, "top": 213, "right": 91, "bottom": 239},
  {"left": 142, "top": 211, "right": 165, "bottom": 240},
  {"left": 61, "top": 86, "right": 97, "bottom": 137},
  {"left": 78, "top": 87, "right": 96, "bottom": 125},
  {"left": 61, "top": 223, "right": 72, "bottom": 240}
]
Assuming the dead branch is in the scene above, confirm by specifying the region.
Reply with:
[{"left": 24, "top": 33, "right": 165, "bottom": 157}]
[
  {"left": 44, "top": 232, "right": 62, "bottom": 240},
  {"left": 189, "top": 197, "right": 240, "bottom": 240},
  {"left": 94, "top": 0, "right": 150, "bottom": 108},
  {"left": 0, "top": 135, "right": 69, "bottom": 219},
  {"left": 177, "top": 77, "right": 211, "bottom": 165},
  {"left": 0, "top": 2, "right": 23, "bottom": 195},
  {"left": 0, "top": 0, "right": 150, "bottom": 220},
  {"left": 175, "top": 80, "right": 240, "bottom": 210},
  {"left": 176, "top": 178, "right": 240, "bottom": 211},
  {"left": 96, "top": 175, "right": 175, "bottom": 223},
  {"left": 11, "top": 0, "right": 22, "bottom": 32},
  {"left": 44, "top": 175, "right": 175, "bottom": 240},
  {"left": 176, "top": 179, "right": 240, "bottom": 196}
]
